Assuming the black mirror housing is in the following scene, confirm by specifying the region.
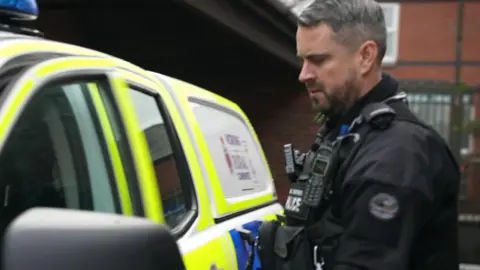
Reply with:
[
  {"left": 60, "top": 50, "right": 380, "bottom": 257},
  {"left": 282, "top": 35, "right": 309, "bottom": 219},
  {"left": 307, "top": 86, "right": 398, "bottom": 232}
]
[{"left": 2, "top": 208, "right": 186, "bottom": 270}]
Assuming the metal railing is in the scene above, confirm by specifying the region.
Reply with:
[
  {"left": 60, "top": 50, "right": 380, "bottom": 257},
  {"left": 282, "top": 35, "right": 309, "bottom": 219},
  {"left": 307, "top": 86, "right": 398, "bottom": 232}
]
[{"left": 406, "top": 89, "right": 480, "bottom": 265}]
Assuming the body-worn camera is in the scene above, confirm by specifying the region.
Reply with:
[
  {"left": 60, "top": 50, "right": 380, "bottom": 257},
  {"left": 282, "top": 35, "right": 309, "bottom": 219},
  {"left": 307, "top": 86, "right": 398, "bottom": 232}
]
[{"left": 283, "top": 143, "right": 306, "bottom": 183}]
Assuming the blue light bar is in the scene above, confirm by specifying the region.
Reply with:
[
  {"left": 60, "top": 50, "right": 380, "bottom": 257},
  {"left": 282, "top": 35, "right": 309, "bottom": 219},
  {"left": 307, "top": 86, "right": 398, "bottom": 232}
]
[{"left": 0, "top": 0, "right": 39, "bottom": 21}]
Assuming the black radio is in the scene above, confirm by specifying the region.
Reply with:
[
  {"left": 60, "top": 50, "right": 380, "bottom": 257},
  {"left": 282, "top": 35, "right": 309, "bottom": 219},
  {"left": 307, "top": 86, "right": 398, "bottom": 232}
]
[{"left": 302, "top": 143, "right": 334, "bottom": 207}]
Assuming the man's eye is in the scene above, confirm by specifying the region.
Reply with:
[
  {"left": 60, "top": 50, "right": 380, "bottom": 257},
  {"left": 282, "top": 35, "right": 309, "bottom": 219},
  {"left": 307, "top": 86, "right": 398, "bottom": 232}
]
[{"left": 309, "top": 56, "right": 327, "bottom": 65}]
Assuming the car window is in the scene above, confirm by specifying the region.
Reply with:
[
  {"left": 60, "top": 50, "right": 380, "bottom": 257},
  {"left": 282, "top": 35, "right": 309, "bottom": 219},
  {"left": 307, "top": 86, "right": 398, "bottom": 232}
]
[
  {"left": 128, "top": 87, "right": 194, "bottom": 229},
  {"left": 189, "top": 99, "right": 272, "bottom": 200},
  {"left": 0, "top": 79, "right": 120, "bottom": 233}
]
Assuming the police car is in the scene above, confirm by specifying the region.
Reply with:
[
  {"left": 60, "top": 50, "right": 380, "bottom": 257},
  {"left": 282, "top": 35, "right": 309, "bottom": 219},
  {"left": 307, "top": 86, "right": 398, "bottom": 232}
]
[{"left": 0, "top": 1, "right": 283, "bottom": 269}]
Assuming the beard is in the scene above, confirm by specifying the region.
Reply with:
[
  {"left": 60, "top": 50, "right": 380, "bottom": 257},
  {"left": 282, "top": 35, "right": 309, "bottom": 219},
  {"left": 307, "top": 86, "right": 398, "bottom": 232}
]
[{"left": 308, "top": 70, "right": 361, "bottom": 118}]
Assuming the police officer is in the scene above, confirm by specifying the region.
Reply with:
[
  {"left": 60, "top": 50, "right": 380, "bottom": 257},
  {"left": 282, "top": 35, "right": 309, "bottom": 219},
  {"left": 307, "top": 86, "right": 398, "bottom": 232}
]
[{"left": 290, "top": 0, "right": 461, "bottom": 269}]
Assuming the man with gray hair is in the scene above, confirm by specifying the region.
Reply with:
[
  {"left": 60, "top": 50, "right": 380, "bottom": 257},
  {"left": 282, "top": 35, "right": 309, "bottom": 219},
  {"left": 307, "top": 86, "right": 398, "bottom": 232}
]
[
  {"left": 297, "top": 0, "right": 388, "bottom": 115},
  {"left": 258, "top": 0, "right": 460, "bottom": 270}
]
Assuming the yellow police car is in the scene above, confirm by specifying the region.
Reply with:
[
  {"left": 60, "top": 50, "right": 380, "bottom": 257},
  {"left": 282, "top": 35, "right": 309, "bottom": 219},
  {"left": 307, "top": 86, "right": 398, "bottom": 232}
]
[{"left": 0, "top": 1, "right": 283, "bottom": 269}]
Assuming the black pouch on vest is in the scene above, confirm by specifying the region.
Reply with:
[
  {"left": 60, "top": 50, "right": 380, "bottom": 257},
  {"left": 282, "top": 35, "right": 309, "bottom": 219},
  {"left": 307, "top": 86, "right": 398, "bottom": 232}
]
[
  {"left": 257, "top": 220, "right": 280, "bottom": 270},
  {"left": 258, "top": 220, "right": 314, "bottom": 270},
  {"left": 275, "top": 225, "right": 314, "bottom": 270}
]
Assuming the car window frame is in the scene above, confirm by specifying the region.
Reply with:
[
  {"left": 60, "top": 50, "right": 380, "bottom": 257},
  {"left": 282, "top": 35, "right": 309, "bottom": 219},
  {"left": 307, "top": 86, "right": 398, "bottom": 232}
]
[
  {"left": 93, "top": 81, "right": 145, "bottom": 216},
  {"left": 0, "top": 54, "right": 149, "bottom": 216},
  {"left": 127, "top": 83, "right": 198, "bottom": 237},
  {"left": 0, "top": 73, "right": 124, "bottom": 214}
]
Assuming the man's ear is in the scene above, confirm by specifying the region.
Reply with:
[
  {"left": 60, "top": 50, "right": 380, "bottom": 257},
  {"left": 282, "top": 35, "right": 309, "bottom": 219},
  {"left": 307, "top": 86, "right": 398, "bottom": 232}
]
[{"left": 358, "top": 41, "right": 378, "bottom": 75}]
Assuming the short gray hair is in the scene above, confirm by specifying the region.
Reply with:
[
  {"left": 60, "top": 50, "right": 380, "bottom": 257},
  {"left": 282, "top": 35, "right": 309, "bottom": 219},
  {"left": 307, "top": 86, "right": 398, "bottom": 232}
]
[{"left": 298, "top": 0, "right": 387, "bottom": 62}]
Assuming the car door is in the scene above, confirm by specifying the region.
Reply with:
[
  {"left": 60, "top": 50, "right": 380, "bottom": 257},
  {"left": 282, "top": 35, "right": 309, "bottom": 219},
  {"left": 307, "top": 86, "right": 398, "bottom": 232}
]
[
  {"left": 109, "top": 68, "right": 236, "bottom": 269},
  {"left": 148, "top": 72, "right": 283, "bottom": 269},
  {"left": 0, "top": 55, "right": 139, "bottom": 234}
]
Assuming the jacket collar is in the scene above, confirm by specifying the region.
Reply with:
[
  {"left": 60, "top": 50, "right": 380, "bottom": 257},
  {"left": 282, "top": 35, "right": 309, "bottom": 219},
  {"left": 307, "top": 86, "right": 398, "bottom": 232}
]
[{"left": 325, "top": 73, "right": 399, "bottom": 132}]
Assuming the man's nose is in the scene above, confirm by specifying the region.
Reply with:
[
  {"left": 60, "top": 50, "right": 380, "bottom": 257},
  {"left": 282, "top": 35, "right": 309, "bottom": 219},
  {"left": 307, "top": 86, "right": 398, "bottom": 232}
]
[{"left": 298, "top": 62, "right": 315, "bottom": 83}]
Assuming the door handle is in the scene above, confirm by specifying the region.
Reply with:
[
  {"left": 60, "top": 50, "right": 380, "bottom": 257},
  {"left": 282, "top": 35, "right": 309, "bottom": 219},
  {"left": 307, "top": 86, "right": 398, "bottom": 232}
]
[
  {"left": 237, "top": 227, "right": 254, "bottom": 244},
  {"left": 235, "top": 228, "right": 256, "bottom": 270}
]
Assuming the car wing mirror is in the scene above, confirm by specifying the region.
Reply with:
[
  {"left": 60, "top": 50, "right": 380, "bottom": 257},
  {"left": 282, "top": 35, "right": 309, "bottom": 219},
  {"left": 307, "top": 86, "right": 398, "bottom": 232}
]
[{"left": 2, "top": 207, "right": 186, "bottom": 270}]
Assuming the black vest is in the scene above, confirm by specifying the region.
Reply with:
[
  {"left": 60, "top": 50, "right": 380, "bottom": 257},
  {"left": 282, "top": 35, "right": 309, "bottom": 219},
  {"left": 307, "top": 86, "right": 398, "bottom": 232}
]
[{"left": 258, "top": 94, "right": 459, "bottom": 270}]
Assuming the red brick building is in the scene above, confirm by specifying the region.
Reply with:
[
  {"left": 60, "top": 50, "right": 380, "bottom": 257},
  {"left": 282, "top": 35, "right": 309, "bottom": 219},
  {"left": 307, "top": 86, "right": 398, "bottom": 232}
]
[{"left": 248, "top": 1, "right": 480, "bottom": 205}]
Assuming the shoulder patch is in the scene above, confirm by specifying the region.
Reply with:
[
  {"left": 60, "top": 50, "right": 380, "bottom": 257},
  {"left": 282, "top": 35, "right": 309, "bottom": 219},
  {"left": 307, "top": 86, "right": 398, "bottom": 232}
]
[{"left": 368, "top": 192, "right": 399, "bottom": 220}]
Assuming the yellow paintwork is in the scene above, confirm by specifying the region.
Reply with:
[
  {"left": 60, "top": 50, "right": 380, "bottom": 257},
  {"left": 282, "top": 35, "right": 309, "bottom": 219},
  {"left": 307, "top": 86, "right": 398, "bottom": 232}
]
[
  {"left": 182, "top": 235, "right": 233, "bottom": 270},
  {"left": 0, "top": 33, "right": 283, "bottom": 270},
  {"left": 0, "top": 38, "right": 160, "bottom": 84},
  {"left": 88, "top": 82, "right": 134, "bottom": 215},
  {"left": 107, "top": 75, "right": 165, "bottom": 224},
  {"left": 161, "top": 76, "right": 277, "bottom": 216},
  {"left": 113, "top": 69, "right": 214, "bottom": 231},
  {"left": 0, "top": 57, "right": 131, "bottom": 217},
  {"left": 0, "top": 56, "right": 115, "bottom": 147}
]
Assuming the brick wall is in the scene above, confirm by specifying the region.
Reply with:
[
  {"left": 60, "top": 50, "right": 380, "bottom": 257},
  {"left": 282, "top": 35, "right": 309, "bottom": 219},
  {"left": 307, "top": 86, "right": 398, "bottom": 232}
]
[
  {"left": 462, "top": 2, "right": 480, "bottom": 85},
  {"left": 385, "top": 2, "right": 456, "bottom": 80},
  {"left": 154, "top": 156, "right": 183, "bottom": 200},
  {"left": 384, "top": 2, "right": 480, "bottom": 84}
]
